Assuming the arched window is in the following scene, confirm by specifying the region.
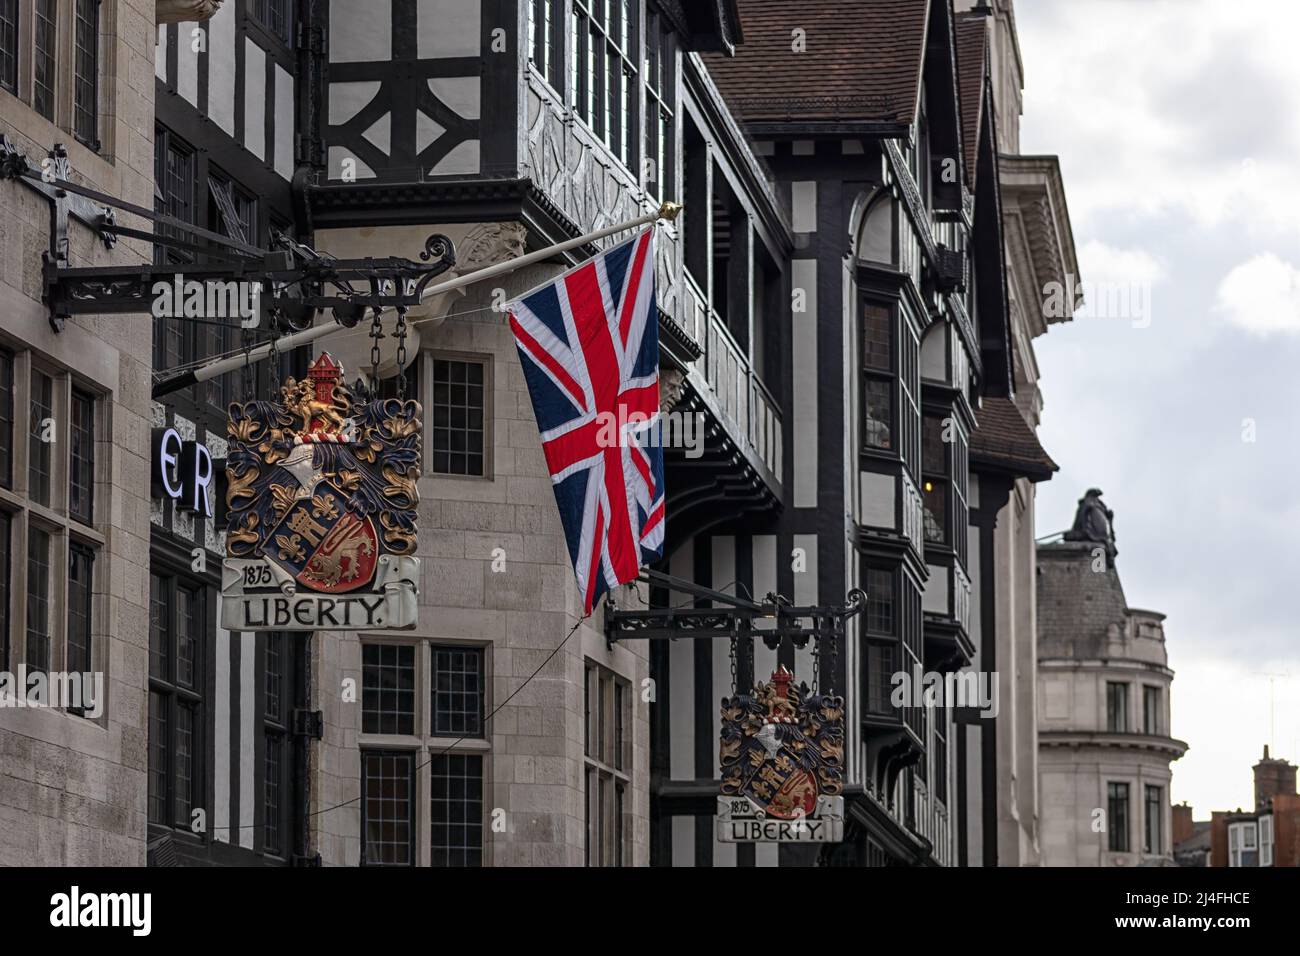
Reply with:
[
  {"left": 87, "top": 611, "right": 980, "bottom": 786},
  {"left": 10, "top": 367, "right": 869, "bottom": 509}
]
[{"left": 857, "top": 194, "right": 896, "bottom": 266}]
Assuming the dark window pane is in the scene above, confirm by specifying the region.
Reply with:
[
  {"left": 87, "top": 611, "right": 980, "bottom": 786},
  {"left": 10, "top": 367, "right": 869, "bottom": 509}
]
[
  {"left": 264, "top": 731, "right": 283, "bottom": 855},
  {"left": 863, "top": 378, "right": 892, "bottom": 450},
  {"left": 431, "top": 359, "right": 487, "bottom": 476},
  {"left": 174, "top": 701, "right": 195, "bottom": 826},
  {"left": 70, "top": 389, "right": 95, "bottom": 524},
  {"left": 863, "top": 303, "right": 893, "bottom": 371},
  {"left": 432, "top": 646, "right": 485, "bottom": 737},
  {"left": 1145, "top": 785, "right": 1162, "bottom": 854},
  {"left": 1143, "top": 685, "right": 1160, "bottom": 735},
  {"left": 0, "top": 349, "right": 12, "bottom": 487},
  {"left": 1108, "top": 782, "right": 1130, "bottom": 852},
  {"left": 265, "top": 632, "right": 283, "bottom": 723},
  {"left": 922, "top": 415, "right": 948, "bottom": 476},
  {"left": 0, "top": 0, "right": 16, "bottom": 93},
  {"left": 149, "top": 573, "right": 168, "bottom": 679},
  {"left": 73, "top": 0, "right": 99, "bottom": 146},
  {"left": 148, "top": 690, "right": 169, "bottom": 824},
  {"left": 28, "top": 370, "right": 53, "bottom": 506},
  {"left": 865, "top": 568, "right": 894, "bottom": 636},
  {"left": 67, "top": 543, "right": 94, "bottom": 678},
  {"left": 253, "top": 0, "right": 292, "bottom": 43},
  {"left": 361, "top": 751, "right": 414, "bottom": 866},
  {"left": 431, "top": 753, "right": 483, "bottom": 867},
  {"left": 176, "top": 586, "right": 198, "bottom": 688},
  {"left": 33, "top": 0, "right": 55, "bottom": 120},
  {"left": 1107, "top": 682, "right": 1128, "bottom": 733},
  {"left": 25, "top": 527, "right": 50, "bottom": 673},
  {"left": 868, "top": 643, "right": 896, "bottom": 715},
  {"left": 361, "top": 643, "right": 415, "bottom": 735},
  {"left": 934, "top": 717, "right": 947, "bottom": 803},
  {"left": 0, "top": 512, "right": 9, "bottom": 671},
  {"left": 922, "top": 478, "right": 947, "bottom": 544}
]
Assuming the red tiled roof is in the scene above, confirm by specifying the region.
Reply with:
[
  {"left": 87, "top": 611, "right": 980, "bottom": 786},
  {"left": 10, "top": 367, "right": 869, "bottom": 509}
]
[
  {"left": 703, "top": 0, "right": 931, "bottom": 126},
  {"left": 970, "top": 396, "right": 1057, "bottom": 480},
  {"left": 953, "top": 13, "right": 988, "bottom": 187}
]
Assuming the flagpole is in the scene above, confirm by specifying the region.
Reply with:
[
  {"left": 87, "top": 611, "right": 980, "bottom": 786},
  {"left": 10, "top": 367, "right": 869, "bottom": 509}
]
[{"left": 152, "top": 202, "right": 683, "bottom": 399}]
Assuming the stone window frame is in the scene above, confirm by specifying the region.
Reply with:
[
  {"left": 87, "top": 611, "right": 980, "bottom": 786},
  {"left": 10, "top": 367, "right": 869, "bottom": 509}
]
[
  {"left": 0, "top": 344, "right": 108, "bottom": 721},
  {"left": 1141, "top": 683, "right": 1161, "bottom": 736},
  {"left": 1, "top": 0, "right": 113, "bottom": 155},
  {"left": 357, "top": 635, "right": 493, "bottom": 867},
  {"left": 1143, "top": 783, "right": 1162, "bottom": 856},
  {"left": 424, "top": 350, "right": 494, "bottom": 481},
  {"left": 583, "top": 659, "right": 630, "bottom": 867},
  {"left": 1107, "top": 780, "right": 1130, "bottom": 853},
  {"left": 1105, "top": 679, "right": 1129, "bottom": 733}
]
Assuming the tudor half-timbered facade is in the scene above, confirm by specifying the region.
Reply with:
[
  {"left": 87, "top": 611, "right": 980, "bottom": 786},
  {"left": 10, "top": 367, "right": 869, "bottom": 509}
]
[
  {"left": 1, "top": 0, "right": 1084, "bottom": 869},
  {"left": 148, "top": 0, "right": 311, "bottom": 866},
  {"left": 691, "top": 0, "right": 1006, "bottom": 867}
]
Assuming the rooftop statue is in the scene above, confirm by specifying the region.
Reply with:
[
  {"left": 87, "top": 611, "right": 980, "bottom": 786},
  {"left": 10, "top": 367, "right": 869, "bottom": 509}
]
[{"left": 1063, "top": 487, "right": 1117, "bottom": 564}]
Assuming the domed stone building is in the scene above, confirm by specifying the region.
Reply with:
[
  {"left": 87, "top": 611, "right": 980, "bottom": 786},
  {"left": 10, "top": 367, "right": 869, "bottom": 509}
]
[{"left": 1036, "top": 491, "right": 1188, "bottom": 866}]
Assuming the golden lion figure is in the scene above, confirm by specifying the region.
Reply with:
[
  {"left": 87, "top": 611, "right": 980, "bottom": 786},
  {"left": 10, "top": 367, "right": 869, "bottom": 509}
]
[{"left": 281, "top": 377, "right": 348, "bottom": 433}]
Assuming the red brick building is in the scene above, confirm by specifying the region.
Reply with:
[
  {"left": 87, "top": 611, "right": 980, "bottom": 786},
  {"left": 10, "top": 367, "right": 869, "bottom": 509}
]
[{"left": 1207, "top": 747, "right": 1299, "bottom": 867}]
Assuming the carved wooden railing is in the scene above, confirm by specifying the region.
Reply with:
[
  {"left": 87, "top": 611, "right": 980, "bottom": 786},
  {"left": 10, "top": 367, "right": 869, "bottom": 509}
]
[{"left": 687, "top": 274, "right": 782, "bottom": 486}]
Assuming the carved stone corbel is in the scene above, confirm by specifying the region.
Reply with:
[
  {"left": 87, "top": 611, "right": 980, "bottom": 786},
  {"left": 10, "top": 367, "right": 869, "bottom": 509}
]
[
  {"left": 659, "top": 367, "right": 686, "bottom": 414},
  {"left": 459, "top": 222, "right": 528, "bottom": 272},
  {"left": 157, "top": 0, "right": 225, "bottom": 25}
]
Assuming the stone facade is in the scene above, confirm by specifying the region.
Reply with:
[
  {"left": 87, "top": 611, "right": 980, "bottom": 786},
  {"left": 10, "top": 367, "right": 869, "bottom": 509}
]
[
  {"left": 0, "top": 0, "right": 158, "bottom": 866},
  {"left": 309, "top": 225, "right": 650, "bottom": 866},
  {"left": 1037, "top": 537, "right": 1187, "bottom": 866}
]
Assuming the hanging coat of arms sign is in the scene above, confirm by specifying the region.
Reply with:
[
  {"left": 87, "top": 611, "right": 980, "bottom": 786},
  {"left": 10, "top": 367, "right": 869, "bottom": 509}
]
[
  {"left": 221, "top": 352, "right": 421, "bottom": 631},
  {"left": 717, "top": 666, "right": 845, "bottom": 842}
]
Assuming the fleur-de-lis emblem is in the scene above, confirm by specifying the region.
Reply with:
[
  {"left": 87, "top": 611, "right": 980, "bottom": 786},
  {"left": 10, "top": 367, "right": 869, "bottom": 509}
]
[
  {"left": 311, "top": 493, "right": 339, "bottom": 520},
  {"left": 276, "top": 533, "right": 306, "bottom": 563}
]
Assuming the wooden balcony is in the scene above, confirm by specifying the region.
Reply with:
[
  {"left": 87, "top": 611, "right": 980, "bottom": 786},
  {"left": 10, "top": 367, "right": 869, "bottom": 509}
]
[{"left": 662, "top": 274, "right": 783, "bottom": 544}]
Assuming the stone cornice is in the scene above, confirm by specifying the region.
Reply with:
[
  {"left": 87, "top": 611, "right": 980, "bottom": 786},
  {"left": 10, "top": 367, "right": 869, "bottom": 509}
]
[
  {"left": 157, "top": 0, "right": 224, "bottom": 24},
  {"left": 1039, "top": 730, "right": 1189, "bottom": 760},
  {"left": 999, "top": 153, "right": 1081, "bottom": 332}
]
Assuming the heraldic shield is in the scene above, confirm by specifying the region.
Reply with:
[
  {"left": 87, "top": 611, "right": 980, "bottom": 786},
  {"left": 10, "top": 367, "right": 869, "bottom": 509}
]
[
  {"left": 221, "top": 353, "right": 422, "bottom": 631},
  {"left": 717, "top": 665, "right": 846, "bottom": 842}
]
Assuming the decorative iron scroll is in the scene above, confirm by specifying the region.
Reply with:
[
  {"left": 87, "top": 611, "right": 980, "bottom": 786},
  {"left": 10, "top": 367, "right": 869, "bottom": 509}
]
[
  {"left": 221, "top": 352, "right": 421, "bottom": 630},
  {"left": 717, "top": 666, "right": 845, "bottom": 843}
]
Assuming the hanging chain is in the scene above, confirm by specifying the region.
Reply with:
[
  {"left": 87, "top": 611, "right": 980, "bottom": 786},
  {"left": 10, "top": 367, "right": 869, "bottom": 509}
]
[
  {"left": 369, "top": 306, "right": 383, "bottom": 398},
  {"left": 267, "top": 311, "right": 281, "bottom": 396},
  {"left": 394, "top": 305, "right": 409, "bottom": 400},
  {"left": 811, "top": 626, "right": 820, "bottom": 694},
  {"left": 828, "top": 621, "right": 838, "bottom": 696},
  {"left": 729, "top": 633, "right": 738, "bottom": 695},
  {"left": 240, "top": 318, "right": 254, "bottom": 401}
]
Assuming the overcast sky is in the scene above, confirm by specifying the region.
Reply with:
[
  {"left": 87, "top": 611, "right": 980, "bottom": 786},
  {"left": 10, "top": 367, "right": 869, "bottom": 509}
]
[{"left": 1014, "top": 0, "right": 1300, "bottom": 816}]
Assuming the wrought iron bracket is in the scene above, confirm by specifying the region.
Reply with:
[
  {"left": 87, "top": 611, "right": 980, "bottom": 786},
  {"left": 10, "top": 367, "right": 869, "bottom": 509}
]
[
  {"left": 0, "top": 136, "right": 117, "bottom": 332},
  {"left": 604, "top": 569, "right": 865, "bottom": 649},
  {"left": 293, "top": 708, "right": 324, "bottom": 741},
  {"left": 1, "top": 134, "right": 458, "bottom": 337}
]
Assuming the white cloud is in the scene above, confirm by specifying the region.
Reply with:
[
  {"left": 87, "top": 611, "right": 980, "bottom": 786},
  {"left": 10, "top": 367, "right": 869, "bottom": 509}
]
[
  {"left": 1216, "top": 253, "right": 1300, "bottom": 336},
  {"left": 1076, "top": 239, "right": 1165, "bottom": 285},
  {"left": 1017, "top": 0, "right": 1300, "bottom": 241}
]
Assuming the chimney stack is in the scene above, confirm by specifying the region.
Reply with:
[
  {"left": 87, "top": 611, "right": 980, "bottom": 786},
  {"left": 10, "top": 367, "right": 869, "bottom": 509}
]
[
  {"left": 1253, "top": 745, "right": 1297, "bottom": 810},
  {"left": 1172, "top": 802, "right": 1194, "bottom": 845}
]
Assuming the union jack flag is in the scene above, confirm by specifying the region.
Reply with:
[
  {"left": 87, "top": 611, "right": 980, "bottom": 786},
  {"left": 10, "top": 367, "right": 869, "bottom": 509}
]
[{"left": 506, "top": 229, "right": 665, "bottom": 614}]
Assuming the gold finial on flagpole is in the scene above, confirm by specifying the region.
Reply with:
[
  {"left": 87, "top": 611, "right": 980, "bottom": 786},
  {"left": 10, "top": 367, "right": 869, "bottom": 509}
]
[{"left": 656, "top": 200, "right": 683, "bottom": 222}]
